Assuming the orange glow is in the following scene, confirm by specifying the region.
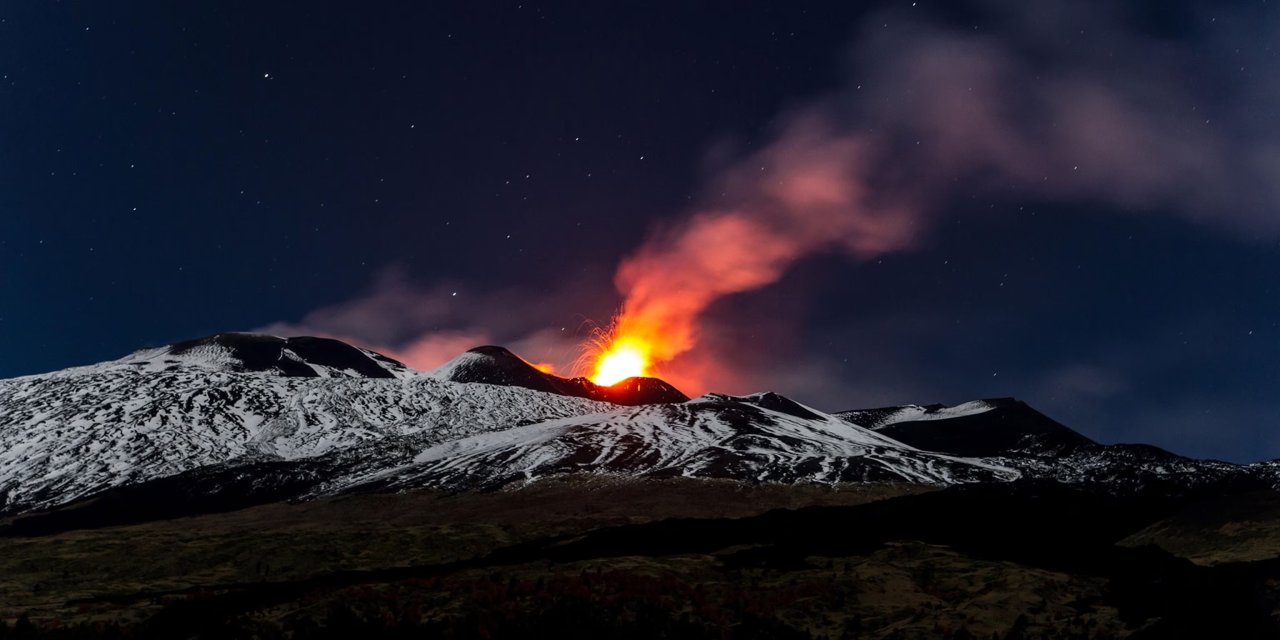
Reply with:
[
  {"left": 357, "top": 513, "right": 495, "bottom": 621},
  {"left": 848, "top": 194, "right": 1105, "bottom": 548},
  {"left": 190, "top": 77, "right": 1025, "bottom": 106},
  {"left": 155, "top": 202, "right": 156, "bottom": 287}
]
[
  {"left": 589, "top": 338, "right": 650, "bottom": 386},
  {"left": 532, "top": 362, "right": 556, "bottom": 374}
]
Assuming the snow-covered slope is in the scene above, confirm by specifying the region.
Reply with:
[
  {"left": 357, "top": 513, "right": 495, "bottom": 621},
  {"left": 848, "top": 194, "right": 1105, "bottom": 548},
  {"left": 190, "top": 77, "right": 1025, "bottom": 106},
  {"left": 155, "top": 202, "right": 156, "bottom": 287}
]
[
  {"left": 838, "top": 398, "right": 1097, "bottom": 457},
  {"left": 334, "top": 393, "right": 1017, "bottom": 492},
  {"left": 0, "top": 343, "right": 609, "bottom": 513},
  {"left": 115, "top": 332, "right": 415, "bottom": 379},
  {"left": 0, "top": 336, "right": 1017, "bottom": 515},
  {"left": 1, "top": 334, "right": 1274, "bottom": 518}
]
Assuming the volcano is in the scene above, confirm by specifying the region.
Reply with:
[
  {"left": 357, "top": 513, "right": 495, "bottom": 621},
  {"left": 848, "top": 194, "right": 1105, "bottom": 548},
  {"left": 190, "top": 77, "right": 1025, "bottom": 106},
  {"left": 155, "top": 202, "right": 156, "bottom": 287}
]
[
  {"left": 0, "top": 332, "right": 1273, "bottom": 521},
  {"left": 2, "top": 333, "right": 1279, "bottom": 637},
  {"left": 432, "top": 345, "right": 688, "bottom": 405},
  {"left": 837, "top": 398, "right": 1098, "bottom": 457}
]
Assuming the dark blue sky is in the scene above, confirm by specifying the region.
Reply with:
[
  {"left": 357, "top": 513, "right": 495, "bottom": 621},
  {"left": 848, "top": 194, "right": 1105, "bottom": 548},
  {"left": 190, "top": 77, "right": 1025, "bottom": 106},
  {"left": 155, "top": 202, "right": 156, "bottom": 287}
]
[{"left": 2, "top": 2, "right": 1277, "bottom": 461}]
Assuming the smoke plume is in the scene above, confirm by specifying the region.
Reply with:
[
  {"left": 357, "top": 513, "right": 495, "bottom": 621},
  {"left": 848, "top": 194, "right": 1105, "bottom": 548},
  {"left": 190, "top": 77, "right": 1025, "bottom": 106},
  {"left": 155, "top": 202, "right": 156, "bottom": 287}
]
[
  {"left": 266, "top": 1, "right": 1277, "bottom": 396},
  {"left": 259, "top": 269, "right": 607, "bottom": 372},
  {"left": 614, "top": 0, "right": 1279, "bottom": 370}
]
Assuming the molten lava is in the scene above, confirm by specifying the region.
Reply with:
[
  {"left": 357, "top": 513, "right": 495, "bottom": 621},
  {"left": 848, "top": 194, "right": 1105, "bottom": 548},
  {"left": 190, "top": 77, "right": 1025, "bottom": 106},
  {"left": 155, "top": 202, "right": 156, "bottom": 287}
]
[{"left": 590, "top": 339, "right": 650, "bottom": 387}]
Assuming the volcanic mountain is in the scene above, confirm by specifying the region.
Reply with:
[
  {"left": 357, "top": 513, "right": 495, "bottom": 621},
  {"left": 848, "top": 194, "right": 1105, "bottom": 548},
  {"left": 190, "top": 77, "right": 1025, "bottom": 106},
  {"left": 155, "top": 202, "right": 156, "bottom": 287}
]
[
  {"left": 5, "top": 333, "right": 1280, "bottom": 638},
  {"left": 433, "top": 345, "right": 688, "bottom": 405},
  {"left": 0, "top": 333, "right": 1274, "bottom": 522},
  {"left": 837, "top": 398, "right": 1096, "bottom": 457},
  {"left": 119, "top": 332, "right": 414, "bottom": 378}
]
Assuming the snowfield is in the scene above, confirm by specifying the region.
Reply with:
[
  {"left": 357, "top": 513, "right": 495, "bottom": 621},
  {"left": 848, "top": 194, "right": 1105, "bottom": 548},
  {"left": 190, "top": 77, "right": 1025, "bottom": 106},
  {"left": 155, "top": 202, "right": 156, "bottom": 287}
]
[
  {"left": 0, "top": 334, "right": 1275, "bottom": 516},
  {"left": 336, "top": 395, "right": 1019, "bottom": 493},
  {"left": 0, "top": 353, "right": 607, "bottom": 513}
]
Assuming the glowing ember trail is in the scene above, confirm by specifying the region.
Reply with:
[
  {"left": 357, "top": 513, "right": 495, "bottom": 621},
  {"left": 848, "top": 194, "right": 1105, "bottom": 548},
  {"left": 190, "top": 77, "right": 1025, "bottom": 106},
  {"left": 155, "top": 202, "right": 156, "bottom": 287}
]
[{"left": 589, "top": 338, "right": 650, "bottom": 386}]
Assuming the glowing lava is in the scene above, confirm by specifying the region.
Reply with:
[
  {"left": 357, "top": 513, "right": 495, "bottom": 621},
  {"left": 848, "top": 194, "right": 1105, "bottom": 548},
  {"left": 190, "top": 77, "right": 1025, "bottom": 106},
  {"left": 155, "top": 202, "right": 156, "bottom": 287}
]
[{"left": 590, "top": 339, "right": 650, "bottom": 386}]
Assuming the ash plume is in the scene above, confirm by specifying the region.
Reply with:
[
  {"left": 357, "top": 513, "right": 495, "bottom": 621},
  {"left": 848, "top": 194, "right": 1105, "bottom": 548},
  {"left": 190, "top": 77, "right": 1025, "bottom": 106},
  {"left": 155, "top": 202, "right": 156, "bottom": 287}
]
[
  {"left": 267, "top": 1, "right": 1277, "bottom": 393},
  {"left": 616, "top": 0, "right": 1280, "bottom": 371}
]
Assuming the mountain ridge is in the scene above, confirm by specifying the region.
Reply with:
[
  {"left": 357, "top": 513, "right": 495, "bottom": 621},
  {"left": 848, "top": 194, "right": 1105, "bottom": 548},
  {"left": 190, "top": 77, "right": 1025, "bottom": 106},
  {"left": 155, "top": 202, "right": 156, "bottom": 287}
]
[
  {"left": 0, "top": 332, "right": 1276, "bottom": 522},
  {"left": 432, "top": 345, "right": 689, "bottom": 405},
  {"left": 116, "top": 332, "right": 414, "bottom": 379}
]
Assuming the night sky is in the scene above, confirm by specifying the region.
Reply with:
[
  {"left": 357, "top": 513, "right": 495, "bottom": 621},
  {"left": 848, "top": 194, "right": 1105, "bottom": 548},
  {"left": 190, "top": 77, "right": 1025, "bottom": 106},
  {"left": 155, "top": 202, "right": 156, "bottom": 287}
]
[{"left": 3, "top": 2, "right": 1278, "bottom": 462}]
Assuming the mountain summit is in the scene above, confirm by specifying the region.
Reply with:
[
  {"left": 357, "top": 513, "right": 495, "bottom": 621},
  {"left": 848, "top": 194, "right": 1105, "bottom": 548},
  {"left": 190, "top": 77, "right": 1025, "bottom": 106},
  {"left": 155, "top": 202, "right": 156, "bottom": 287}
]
[
  {"left": 432, "top": 345, "right": 688, "bottom": 405},
  {"left": 117, "top": 332, "right": 411, "bottom": 379},
  {"left": 838, "top": 398, "right": 1097, "bottom": 457},
  {"left": 0, "top": 332, "right": 1275, "bottom": 521}
]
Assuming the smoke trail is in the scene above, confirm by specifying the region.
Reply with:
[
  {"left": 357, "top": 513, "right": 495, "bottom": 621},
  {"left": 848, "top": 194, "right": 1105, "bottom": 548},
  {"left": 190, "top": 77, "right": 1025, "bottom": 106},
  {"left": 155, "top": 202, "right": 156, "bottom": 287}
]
[
  {"left": 615, "top": 110, "right": 921, "bottom": 363},
  {"left": 613, "top": 0, "right": 1279, "bottom": 370},
  {"left": 259, "top": 268, "right": 606, "bottom": 371}
]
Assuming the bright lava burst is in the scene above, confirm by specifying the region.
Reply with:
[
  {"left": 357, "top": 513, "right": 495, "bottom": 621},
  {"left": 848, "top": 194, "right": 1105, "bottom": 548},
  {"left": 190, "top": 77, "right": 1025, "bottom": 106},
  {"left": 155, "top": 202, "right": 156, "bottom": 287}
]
[{"left": 590, "top": 338, "right": 650, "bottom": 386}]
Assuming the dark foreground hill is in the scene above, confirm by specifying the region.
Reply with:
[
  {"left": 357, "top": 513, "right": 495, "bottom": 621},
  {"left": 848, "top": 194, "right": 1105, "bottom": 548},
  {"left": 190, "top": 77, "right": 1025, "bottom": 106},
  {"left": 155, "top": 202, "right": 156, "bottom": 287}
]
[{"left": 0, "top": 476, "right": 1277, "bottom": 639}]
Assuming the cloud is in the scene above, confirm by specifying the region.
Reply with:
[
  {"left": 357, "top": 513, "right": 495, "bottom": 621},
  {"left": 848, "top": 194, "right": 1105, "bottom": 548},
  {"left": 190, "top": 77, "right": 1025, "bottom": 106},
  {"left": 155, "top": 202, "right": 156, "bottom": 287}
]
[
  {"left": 392, "top": 331, "right": 493, "bottom": 371},
  {"left": 259, "top": 268, "right": 608, "bottom": 371},
  {"left": 1040, "top": 364, "right": 1129, "bottom": 406}
]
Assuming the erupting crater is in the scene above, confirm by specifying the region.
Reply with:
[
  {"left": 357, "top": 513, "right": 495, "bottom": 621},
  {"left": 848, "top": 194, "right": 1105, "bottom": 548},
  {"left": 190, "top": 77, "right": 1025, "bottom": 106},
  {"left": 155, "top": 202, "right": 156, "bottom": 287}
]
[{"left": 590, "top": 339, "right": 650, "bottom": 386}]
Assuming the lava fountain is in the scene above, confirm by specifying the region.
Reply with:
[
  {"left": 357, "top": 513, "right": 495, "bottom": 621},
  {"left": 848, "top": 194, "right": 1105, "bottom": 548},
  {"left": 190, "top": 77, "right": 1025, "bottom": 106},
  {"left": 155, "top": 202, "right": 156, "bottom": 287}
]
[{"left": 589, "top": 337, "right": 650, "bottom": 386}]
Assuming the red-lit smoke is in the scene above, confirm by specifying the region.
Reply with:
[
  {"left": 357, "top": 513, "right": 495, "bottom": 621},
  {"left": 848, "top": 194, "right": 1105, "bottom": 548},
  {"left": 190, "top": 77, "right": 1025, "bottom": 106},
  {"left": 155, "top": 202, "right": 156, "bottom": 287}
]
[
  {"left": 596, "top": 1, "right": 1280, "bottom": 389},
  {"left": 603, "top": 111, "right": 921, "bottom": 377}
]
